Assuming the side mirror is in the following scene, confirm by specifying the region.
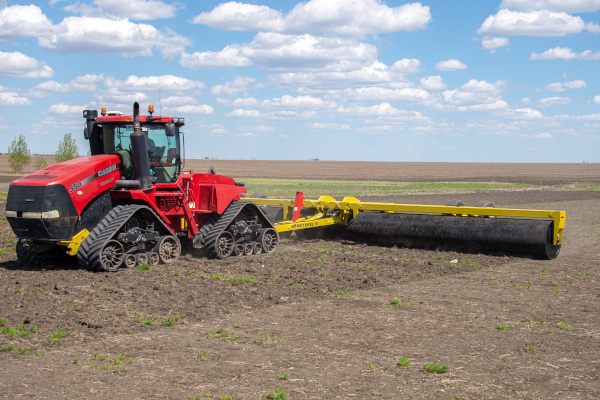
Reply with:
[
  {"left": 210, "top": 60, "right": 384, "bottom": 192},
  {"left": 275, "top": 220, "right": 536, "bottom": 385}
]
[{"left": 165, "top": 123, "right": 176, "bottom": 137}]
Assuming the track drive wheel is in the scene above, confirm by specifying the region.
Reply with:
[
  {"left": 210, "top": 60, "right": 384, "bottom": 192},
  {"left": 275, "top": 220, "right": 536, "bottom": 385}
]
[
  {"left": 154, "top": 236, "right": 181, "bottom": 264},
  {"left": 258, "top": 228, "right": 279, "bottom": 253},
  {"left": 214, "top": 231, "right": 235, "bottom": 259},
  {"left": 99, "top": 240, "right": 125, "bottom": 272}
]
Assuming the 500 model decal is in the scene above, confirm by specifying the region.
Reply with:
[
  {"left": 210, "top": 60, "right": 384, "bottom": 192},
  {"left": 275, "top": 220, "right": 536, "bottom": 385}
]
[{"left": 69, "top": 163, "right": 121, "bottom": 193}]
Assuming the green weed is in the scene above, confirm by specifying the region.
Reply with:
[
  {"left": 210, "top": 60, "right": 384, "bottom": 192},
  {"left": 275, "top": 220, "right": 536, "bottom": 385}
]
[
  {"left": 266, "top": 389, "right": 288, "bottom": 399},
  {"left": 135, "top": 314, "right": 156, "bottom": 325},
  {"left": 525, "top": 343, "right": 536, "bottom": 352},
  {"left": 161, "top": 314, "right": 180, "bottom": 327},
  {"left": 555, "top": 322, "right": 572, "bottom": 330},
  {"left": 397, "top": 357, "right": 411, "bottom": 367},
  {"left": 136, "top": 263, "right": 150, "bottom": 272},
  {"left": 423, "top": 360, "right": 449, "bottom": 374},
  {"left": 496, "top": 323, "right": 508, "bottom": 330},
  {"left": 48, "top": 327, "right": 67, "bottom": 345}
]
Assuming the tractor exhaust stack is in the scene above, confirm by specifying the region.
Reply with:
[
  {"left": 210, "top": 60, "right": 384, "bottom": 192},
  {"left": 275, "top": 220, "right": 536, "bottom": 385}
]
[{"left": 130, "top": 102, "right": 152, "bottom": 190}]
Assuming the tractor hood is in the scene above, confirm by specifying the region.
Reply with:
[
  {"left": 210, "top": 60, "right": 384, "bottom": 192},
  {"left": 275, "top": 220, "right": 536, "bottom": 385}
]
[
  {"left": 9, "top": 155, "right": 122, "bottom": 215},
  {"left": 6, "top": 155, "right": 122, "bottom": 241}
]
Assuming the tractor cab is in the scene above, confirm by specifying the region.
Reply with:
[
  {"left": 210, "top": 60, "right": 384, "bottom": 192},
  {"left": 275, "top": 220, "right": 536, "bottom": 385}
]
[{"left": 84, "top": 106, "right": 184, "bottom": 184}]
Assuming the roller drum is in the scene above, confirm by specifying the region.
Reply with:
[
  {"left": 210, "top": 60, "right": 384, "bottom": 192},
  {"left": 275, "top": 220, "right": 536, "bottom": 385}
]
[{"left": 346, "top": 212, "right": 560, "bottom": 260}]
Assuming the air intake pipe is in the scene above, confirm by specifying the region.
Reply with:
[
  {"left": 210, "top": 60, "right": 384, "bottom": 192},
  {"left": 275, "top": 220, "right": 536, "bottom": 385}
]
[{"left": 129, "top": 102, "right": 152, "bottom": 190}]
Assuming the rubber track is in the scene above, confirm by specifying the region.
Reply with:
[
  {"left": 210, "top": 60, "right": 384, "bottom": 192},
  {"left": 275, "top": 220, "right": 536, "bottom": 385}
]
[
  {"left": 199, "top": 201, "right": 276, "bottom": 258},
  {"left": 78, "top": 204, "right": 175, "bottom": 272}
]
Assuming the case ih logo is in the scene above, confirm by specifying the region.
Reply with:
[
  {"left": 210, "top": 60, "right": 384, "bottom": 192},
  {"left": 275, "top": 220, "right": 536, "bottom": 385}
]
[
  {"left": 98, "top": 164, "right": 117, "bottom": 177},
  {"left": 69, "top": 163, "right": 120, "bottom": 193}
]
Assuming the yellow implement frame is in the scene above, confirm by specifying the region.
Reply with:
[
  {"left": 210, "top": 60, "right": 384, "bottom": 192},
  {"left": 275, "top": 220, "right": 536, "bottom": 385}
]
[{"left": 246, "top": 195, "right": 565, "bottom": 245}]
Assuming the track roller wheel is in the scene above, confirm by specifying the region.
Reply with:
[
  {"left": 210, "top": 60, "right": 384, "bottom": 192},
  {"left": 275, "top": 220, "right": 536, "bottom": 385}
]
[
  {"left": 258, "top": 228, "right": 278, "bottom": 253},
  {"left": 244, "top": 242, "right": 254, "bottom": 256},
  {"left": 99, "top": 240, "right": 124, "bottom": 272},
  {"left": 154, "top": 236, "right": 181, "bottom": 264},
  {"left": 135, "top": 252, "right": 148, "bottom": 266},
  {"left": 16, "top": 239, "right": 40, "bottom": 266},
  {"left": 214, "top": 231, "right": 234, "bottom": 259},
  {"left": 253, "top": 242, "right": 262, "bottom": 255},
  {"left": 147, "top": 252, "right": 160, "bottom": 266},
  {"left": 234, "top": 244, "right": 244, "bottom": 256},
  {"left": 123, "top": 254, "right": 136, "bottom": 268}
]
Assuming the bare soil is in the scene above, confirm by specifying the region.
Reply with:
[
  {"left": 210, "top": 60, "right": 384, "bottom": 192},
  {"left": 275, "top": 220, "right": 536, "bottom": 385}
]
[{"left": 1, "top": 160, "right": 599, "bottom": 399}]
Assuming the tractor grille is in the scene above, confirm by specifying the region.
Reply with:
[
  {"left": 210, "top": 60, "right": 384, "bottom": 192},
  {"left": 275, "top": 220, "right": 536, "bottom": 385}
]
[{"left": 6, "top": 184, "right": 78, "bottom": 241}]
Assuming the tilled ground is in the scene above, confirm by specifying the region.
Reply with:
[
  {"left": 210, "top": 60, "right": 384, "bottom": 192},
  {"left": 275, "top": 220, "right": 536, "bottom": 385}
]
[{"left": 1, "top": 175, "right": 600, "bottom": 398}]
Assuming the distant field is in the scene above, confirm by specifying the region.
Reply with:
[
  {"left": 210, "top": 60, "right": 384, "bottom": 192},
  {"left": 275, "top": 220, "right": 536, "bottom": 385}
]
[
  {"left": 242, "top": 179, "right": 538, "bottom": 198},
  {"left": 1, "top": 155, "right": 599, "bottom": 188}
]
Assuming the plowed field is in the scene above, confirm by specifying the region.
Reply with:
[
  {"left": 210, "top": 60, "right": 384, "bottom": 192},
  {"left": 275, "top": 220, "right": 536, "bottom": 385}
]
[{"left": 1, "top": 159, "right": 599, "bottom": 399}]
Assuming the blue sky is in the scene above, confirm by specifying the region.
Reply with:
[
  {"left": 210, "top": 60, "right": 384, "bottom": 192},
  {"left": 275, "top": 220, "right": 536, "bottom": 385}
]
[{"left": 0, "top": 0, "right": 599, "bottom": 162}]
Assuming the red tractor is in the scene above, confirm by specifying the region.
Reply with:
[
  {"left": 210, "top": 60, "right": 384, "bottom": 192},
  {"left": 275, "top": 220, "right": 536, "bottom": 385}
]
[{"left": 6, "top": 103, "right": 279, "bottom": 271}]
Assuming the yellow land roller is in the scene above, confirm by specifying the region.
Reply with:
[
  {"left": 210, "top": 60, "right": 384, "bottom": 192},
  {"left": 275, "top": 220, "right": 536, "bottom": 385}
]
[{"left": 247, "top": 192, "right": 565, "bottom": 260}]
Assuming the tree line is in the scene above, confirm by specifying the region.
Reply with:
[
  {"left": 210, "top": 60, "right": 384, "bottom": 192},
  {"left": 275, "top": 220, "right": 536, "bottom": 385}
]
[{"left": 7, "top": 133, "right": 79, "bottom": 174}]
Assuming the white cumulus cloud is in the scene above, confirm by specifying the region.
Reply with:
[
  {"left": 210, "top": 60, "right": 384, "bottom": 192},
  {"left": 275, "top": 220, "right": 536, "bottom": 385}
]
[
  {"left": 0, "top": 5, "right": 53, "bottom": 41},
  {"left": 591, "top": 95, "right": 600, "bottom": 104},
  {"left": 0, "top": 86, "right": 31, "bottom": 106},
  {"left": 390, "top": 58, "right": 422, "bottom": 74},
  {"left": 340, "top": 87, "right": 429, "bottom": 102},
  {"left": 38, "top": 17, "right": 191, "bottom": 60},
  {"left": 420, "top": 76, "right": 446, "bottom": 90},
  {"left": 546, "top": 79, "right": 586, "bottom": 92},
  {"left": 478, "top": 9, "right": 591, "bottom": 37},
  {"left": 0, "top": 51, "right": 54, "bottom": 79},
  {"left": 167, "top": 105, "right": 214, "bottom": 115},
  {"left": 49, "top": 103, "right": 86, "bottom": 114},
  {"left": 103, "top": 75, "right": 206, "bottom": 94},
  {"left": 530, "top": 46, "right": 600, "bottom": 60},
  {"left": 500, "top": 0, "right": 600, "bottom": 13},
  {"left": 180, "top": 46, "right": 251, "bottom": 70},
  {"left": 35, "top": 74, "right": 103, "bottom": 93},
  {"left": 532, "top": 132, "right": 553, "bottom": 139},
  {"left": 538, "top": 96, "right": 571, "bottom": 107},
  {"left": 436, "top": 59, "right": 467, "bottom": 71},
  {"left": 65, "top": 0, "right": 183, "bottom": 20},
  {"left": 481, "top": 36, "right": 510, "bottom": 52},
  {"left": 440, "top": 79, "right": 507, "bottom": 112},
  {"left": 192, "top": 0, "right": 431, "bottom": 36},
  {"left": 211, "top": 76, "right": 258, "bottom": 97}
]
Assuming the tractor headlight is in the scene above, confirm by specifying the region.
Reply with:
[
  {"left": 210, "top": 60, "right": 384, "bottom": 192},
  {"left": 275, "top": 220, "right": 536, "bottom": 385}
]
[
  {"left": 42, "top": 210, "right": 60, "bottom": 219},
  {"left": 5, "top": 211, "right": 17, "bottom": 218},
  {"left": 22, "top": 212, "right": 41, "bottom": 219}
]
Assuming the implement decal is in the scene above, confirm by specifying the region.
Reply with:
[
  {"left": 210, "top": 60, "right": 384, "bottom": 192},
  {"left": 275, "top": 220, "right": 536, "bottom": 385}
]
[
  {"left": 290, "top": 221, "right": 323, "bottom": 230},
  {"left": 69, "top": 163, "right": 120, "bottom": 193}
]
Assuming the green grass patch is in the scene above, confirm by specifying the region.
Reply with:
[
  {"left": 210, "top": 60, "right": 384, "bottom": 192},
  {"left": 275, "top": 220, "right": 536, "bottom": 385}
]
[{"left": 241, "top": 179, "right": 536, "bottom": 199}]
